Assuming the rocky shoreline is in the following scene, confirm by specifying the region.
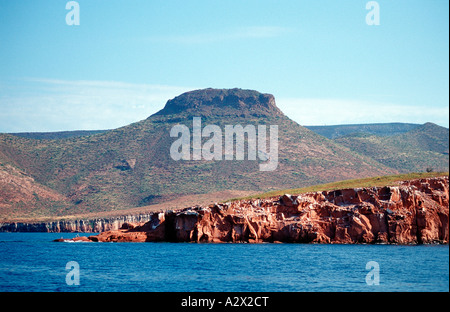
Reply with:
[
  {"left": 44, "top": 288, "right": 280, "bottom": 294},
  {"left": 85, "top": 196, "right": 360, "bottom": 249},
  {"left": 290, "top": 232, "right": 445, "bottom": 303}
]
[
  {"left": 54, "top": 177, "right": 449, "bottom": 244},
  {"left": 0, "top": 214, "right": 154, "bottom": 233}
]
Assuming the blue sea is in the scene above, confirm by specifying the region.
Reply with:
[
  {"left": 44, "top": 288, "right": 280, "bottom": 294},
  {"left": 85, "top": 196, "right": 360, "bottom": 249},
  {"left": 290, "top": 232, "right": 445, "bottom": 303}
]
[{"left": 0, "top": 233, "right": 448, "bottom": 292}]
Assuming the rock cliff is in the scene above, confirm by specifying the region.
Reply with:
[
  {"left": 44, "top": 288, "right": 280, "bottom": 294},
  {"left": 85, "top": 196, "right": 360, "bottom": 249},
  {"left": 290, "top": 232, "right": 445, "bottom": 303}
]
[
  {"left": 0, "top": 214, "right": 154, "bottom": 233},
  {"left": 152, "top": 88, "right": 284, "bottom": 118},
  {"left": 58, "top": 177, "right": 449, "bottom": 244}
]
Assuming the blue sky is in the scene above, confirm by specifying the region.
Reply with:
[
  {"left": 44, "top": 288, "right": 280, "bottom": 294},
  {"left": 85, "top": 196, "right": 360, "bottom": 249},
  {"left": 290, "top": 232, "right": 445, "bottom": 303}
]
[{"left": 0, "top": 0, "right": 448, "bottom": 132}]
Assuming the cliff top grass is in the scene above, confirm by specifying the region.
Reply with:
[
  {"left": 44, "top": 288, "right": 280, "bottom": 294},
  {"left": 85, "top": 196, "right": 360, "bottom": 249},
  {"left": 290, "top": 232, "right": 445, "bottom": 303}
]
[{"left": 226, "top": 171, "right": 449, "bottom": 202}]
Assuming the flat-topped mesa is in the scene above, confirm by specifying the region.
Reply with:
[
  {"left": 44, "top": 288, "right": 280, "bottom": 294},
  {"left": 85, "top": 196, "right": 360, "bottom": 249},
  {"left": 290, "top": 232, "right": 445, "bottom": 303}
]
[
  {"left": 58, "top": 177, "right": 449, "bottom": 244},
  {"left": 151, "top": 88, "right": 285, "bottom": 118}
]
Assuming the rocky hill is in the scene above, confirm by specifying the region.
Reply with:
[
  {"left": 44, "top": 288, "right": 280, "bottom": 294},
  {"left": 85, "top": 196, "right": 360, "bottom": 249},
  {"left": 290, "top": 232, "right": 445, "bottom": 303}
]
[
  {"left": 1, "top": 88, "right": 400, "bottom": 222},
  {"left": 153, "top": 88, "right": 284, "bottom": 118}
]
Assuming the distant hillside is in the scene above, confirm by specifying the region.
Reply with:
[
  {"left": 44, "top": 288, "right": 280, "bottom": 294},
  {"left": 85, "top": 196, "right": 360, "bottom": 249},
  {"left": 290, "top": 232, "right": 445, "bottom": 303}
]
[
  {"left": 7, "top": 122, "right": 423, "bottom": 142},
  {"left": 9, "top": 130, "right": 108, "bottom": 140},
  {"left": 0, "top": 88, "right": 397, "bottom": 221},
  {"left": 334, "top": 122, "right": 449, "bottom": 173},
  {"left": 306, "top": 123, "right": 421, "bottom": 139}
]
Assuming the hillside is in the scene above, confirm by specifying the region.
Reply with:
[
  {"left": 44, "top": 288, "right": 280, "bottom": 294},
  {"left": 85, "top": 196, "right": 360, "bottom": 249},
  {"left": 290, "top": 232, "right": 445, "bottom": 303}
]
[
  {"left": 10, "top": 130, "right": 108, "bottom": 140},
  {"left": 334, "top": 122, "right": 449, "bottom": 173},
  {"left": 0, "top": 163, "right": 70, "bottom": 220},
  {"left": 305, "top": 123, "right": 421, "bottom": 139},
  {"left": 0, "top": 88, "right": 398, "bottom": 221}
]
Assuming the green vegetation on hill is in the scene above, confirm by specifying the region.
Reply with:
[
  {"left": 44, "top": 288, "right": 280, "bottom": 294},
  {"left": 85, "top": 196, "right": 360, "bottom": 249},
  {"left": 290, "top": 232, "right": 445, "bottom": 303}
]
[
  {"left": 305, "top": 123, "right": 420, "bottom": 139},
  {"left": 9, "top": 130, "right": 108, "bottom": 140},
  {"left": 334, "top": 122, "right": 449, "bottom": 173}
]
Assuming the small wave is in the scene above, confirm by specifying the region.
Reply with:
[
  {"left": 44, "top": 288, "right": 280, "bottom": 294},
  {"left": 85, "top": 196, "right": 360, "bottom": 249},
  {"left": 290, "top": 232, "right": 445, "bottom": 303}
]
[{"left": 62, "top": 239, "right": 92, "bottom": 243}]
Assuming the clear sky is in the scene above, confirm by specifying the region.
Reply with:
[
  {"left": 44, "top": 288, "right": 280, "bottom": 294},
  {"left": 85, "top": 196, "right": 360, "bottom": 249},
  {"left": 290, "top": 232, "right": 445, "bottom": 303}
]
[{"left": 0, "top": 0, "right": 448, "bottom": 132}]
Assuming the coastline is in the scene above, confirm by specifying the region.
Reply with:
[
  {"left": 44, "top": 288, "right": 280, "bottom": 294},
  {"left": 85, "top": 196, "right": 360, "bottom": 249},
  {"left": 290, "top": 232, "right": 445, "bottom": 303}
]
[{"left": 51, "top": 177, "right": 449, "bottom": 245}]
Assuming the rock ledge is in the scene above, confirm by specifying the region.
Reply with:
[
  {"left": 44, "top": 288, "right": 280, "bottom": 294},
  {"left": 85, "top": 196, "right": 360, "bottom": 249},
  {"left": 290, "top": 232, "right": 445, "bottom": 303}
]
[{"left": 58, "top": 177, "right": 449, "bottom": 244}]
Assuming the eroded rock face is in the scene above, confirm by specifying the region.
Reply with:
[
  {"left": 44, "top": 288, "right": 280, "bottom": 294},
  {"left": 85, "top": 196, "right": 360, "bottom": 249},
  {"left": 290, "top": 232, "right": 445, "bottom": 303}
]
[
  {"left": 152, "top": 88, "right": 284, "bottom": 118},
  {"left": 0, "top": 214, "right": 154, "bottom": 233},
  {"left": 60, "top": 177, "right": 449, "bottom": 244}
]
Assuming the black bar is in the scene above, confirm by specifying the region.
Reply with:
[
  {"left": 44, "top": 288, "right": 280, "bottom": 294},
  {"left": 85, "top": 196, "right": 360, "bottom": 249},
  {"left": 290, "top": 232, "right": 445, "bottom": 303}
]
[{"left": 1, "top": 292, "right": 448, "bottom": 311}]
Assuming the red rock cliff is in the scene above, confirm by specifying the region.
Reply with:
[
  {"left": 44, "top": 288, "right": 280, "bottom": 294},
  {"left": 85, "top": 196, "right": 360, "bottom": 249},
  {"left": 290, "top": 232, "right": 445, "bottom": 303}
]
[{"left": 67, "top": 177, "right": 449, "bottom": 244}]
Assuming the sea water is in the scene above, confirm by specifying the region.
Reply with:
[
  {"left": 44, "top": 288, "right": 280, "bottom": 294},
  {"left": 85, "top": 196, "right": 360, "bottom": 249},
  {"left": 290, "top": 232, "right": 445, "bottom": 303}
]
[{"left": 0, "top": 233, "right": 448, "bottom": 292}]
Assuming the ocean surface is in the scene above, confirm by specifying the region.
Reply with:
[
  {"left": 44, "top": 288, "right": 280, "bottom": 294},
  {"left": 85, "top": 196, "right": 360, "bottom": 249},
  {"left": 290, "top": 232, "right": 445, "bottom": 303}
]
[{"left": 0, "top": 233, "right": 448, "bottom": 292}]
